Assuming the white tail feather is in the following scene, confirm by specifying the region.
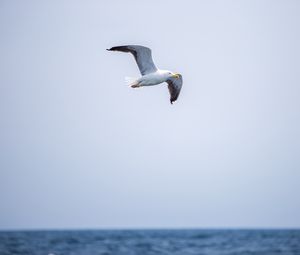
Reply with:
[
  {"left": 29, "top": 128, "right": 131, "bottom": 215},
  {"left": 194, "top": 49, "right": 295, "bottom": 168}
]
[{"left": 125, "top": 77, "right": 139, "bottom": 87}]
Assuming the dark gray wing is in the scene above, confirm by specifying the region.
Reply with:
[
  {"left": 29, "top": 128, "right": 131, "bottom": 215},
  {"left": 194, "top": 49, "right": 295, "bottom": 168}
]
[
  {"left": 166, "top": 74, "right": 183, "bottom": 104},
  {"left": 107, "top": 45, "right": 158, "bottom": 75}
]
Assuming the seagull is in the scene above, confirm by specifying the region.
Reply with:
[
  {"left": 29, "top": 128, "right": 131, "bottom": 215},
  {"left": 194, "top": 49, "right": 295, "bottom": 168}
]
[{"left": 107, "top": 45, "right": 183, "bottom": 104}]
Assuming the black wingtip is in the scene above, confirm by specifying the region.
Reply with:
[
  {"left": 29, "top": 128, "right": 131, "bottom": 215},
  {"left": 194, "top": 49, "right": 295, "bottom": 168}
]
[{"left": 106, "top": 48, "right": 111, "bottom": 51}]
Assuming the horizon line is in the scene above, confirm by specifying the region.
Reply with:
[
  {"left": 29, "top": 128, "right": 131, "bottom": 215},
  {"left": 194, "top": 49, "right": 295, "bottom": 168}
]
[{"left": 1, "top": 226, "right": 300, "bottom": 232}]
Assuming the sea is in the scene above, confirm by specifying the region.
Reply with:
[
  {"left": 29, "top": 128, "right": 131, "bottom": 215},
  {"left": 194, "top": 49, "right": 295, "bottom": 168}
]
[{"left": 0, "top": 229, "right": 299, "bottom": 255}]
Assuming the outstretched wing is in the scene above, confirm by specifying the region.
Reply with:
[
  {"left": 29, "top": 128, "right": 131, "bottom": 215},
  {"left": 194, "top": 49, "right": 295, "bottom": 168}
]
[
  {"left": 166, "top": 74, "right": 183, "bottom": 104},
  {"left": 107, "top": 45, "right": 158, "bottom": 75}
]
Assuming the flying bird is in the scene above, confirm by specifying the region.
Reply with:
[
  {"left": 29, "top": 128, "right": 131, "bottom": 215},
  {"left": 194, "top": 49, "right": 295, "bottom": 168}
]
[{"left": 107, "top": 45, "right": 183, "bottom": 104}]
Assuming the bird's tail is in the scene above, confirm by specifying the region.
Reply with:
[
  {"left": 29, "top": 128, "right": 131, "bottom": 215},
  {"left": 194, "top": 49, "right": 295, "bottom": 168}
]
[{"left": 125, "top": 77, "right": 140, "bottom": 88}]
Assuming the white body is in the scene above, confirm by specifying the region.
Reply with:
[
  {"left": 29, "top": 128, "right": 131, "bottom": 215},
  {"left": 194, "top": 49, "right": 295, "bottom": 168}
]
[{"left": 136, "top": 70, "right": 174, "bottom": 87}]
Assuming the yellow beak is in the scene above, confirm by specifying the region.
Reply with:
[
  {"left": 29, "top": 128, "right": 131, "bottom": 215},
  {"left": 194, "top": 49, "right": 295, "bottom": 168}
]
[{"left": 172, "top": 73, "right": 180, "bottom": 79}]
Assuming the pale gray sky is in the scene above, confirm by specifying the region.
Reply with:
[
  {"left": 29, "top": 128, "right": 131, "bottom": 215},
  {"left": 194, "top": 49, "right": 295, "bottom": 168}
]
[{"left": 0, "top": 0, "right": 299, "bottom": 230}]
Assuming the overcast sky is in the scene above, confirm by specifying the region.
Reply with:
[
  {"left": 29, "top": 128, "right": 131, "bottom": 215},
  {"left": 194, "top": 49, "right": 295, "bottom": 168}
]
[{"left": 0, "top": 0, "right": 299, "bottom": 230}]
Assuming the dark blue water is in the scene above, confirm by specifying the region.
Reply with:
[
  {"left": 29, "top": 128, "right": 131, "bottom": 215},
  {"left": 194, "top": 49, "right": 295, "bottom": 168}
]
[{"left": 0, "top": 229, "right": 299, "bottom": 255}]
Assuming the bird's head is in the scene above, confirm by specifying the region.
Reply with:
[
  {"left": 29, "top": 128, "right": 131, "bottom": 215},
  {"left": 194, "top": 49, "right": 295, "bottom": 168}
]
[{"left": 166, "top": 71, "right": 180, "bottom": 79}]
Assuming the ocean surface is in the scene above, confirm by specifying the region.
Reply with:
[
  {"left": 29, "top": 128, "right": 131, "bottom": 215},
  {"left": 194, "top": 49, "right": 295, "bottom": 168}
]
[{"left": 0, "top": 229, "right": 299, "bottom": 255}]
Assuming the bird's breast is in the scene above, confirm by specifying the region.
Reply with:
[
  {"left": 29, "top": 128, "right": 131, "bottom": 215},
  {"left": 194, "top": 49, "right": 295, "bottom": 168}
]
[{"left": 139, "top": 73, "right": 166, "bottom": 86}]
